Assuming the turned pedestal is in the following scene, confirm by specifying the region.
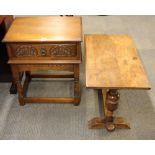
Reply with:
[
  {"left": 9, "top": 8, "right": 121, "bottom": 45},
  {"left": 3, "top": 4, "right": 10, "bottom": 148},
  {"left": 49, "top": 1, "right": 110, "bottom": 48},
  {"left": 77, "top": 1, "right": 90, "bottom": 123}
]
[{"left": 88, "top": 89, "right": 130, "bottom": 131}]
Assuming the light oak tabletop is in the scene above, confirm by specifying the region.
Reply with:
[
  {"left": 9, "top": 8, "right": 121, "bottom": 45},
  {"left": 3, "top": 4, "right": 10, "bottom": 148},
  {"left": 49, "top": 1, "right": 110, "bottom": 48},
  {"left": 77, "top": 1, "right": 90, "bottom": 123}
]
[
  {"left": 85, "top": 34, "right": 151, "bottom": 89},
  {"left": 3, "top": 16, "right": 82, "bottom": 42}
]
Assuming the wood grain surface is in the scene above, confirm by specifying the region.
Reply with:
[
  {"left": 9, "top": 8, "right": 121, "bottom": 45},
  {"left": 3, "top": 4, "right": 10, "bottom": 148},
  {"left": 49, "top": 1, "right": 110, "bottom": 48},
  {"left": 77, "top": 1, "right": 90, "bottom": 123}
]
[
  {"left": 4, "top": 16, "right": 82, "bottom": 105},
  {"left": 3, "top": 16, "right": 82, "bottom": 42},
  {"left": 85, "top": 34, "right": 151, "bottom": 89}
]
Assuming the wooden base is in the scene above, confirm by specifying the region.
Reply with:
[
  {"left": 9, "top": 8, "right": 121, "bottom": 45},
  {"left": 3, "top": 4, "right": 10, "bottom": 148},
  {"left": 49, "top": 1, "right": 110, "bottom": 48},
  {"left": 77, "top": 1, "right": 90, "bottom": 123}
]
[
  {"left": 88, "top": 117, "right": 130, "bottom": 131},
  {"left": 12, "top": 67, "right": 80, "bottom": 105},
  {"left": 88, "top": 89, "right": 130, "bottom": 131},
  {"left": 24, "top": 97, "right": 80, "bottom": 104}
]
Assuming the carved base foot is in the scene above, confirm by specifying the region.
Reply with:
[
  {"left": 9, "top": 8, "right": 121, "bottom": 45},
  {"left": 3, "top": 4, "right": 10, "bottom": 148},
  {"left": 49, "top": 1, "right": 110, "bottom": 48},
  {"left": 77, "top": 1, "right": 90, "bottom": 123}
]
[
  {"left": 88, "top": 117, "right": 130, "bottom": 131},
  {"left": 88, "top": 89, "right": 130, "bottom": 132},
  {"left": 10, "top": 83, "right": 17, "bottom": 94}
]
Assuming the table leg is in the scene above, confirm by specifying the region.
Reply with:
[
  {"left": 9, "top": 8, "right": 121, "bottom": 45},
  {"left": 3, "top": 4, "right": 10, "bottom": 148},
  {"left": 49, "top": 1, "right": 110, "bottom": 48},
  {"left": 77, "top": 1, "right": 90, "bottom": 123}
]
[
  {"left": 10, "top": 82, "right": 17, "bottom": 94},
  {"left": 11, "top": 66, "right": 25, "bottom": 106},
  {"left": 9, "top": 72, "right": 24, "bottom": 94},
  {"left": 25, "top": 71, "right": 31, "bottom": 82},
  {"left": 23, "top": 71, "right": 31, "bottom": 97},
  {"left": 88, "top": 89, "right": 130, "bottom": 131},
  {"left": 73, "top": 64, "right": 80, "bottom": 106}
]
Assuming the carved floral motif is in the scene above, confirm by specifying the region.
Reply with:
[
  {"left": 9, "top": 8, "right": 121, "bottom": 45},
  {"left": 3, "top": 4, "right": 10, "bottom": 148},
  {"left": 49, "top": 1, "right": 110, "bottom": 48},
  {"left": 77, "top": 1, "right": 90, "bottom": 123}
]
[
  {"left": 15, "top": 46, "right": 37, "bottom": 56},
  {"left": 49, "top": 45, "right": 76, "bottom": 56},
  {"left": 15, "top": 44, "right": 77, "bottom": 57}
]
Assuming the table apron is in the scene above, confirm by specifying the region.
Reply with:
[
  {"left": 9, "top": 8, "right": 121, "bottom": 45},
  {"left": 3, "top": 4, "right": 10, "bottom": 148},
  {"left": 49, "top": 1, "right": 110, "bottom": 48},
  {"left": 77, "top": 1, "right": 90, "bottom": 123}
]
[
  {"left": 6, "top": 43, "right": 81, "bottom": 60},
  {"left": 14, "top": 64, "right": 74, "bottom": 72}
]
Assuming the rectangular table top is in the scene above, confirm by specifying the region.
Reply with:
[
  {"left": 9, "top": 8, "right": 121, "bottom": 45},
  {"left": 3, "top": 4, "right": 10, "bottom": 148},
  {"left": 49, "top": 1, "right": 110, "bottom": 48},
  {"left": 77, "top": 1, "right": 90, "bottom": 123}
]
[
  {"left": 85, "top": 34, "right": 151, "bottom": 89},
  {"left": 3, "top": 16, "right": 82, "bottom": 43}
]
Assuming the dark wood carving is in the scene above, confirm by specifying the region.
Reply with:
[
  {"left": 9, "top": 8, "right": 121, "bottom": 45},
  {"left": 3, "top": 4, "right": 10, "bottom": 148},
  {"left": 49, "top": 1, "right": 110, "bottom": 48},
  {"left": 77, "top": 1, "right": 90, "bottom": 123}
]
[
  {"left": 15, "top": 46, "right": 37, "bottom": 56},
  {"left": 14, "top": 44, "right": 77, "bottom": 57},
  {"left": 106, "top": 89, "right": 119, "bottom": 111},
  {"left": 49, "top": 44, "right": 77, "bottom": 56},
  {"left": 40, "top": 48, "right": 47, "bottom": 56}
]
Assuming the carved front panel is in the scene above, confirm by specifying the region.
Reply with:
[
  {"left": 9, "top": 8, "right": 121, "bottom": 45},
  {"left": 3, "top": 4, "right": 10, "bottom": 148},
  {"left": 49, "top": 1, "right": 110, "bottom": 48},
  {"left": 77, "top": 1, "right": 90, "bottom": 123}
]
[
  {"left": 49, "top": 45, "right": 76, "bottom": 56},
  {"left": 9, "top": 43, "right": 77, "bottom": 59},
  {"left": 15, "top": 46, "right": 37, "bottom": 56}
]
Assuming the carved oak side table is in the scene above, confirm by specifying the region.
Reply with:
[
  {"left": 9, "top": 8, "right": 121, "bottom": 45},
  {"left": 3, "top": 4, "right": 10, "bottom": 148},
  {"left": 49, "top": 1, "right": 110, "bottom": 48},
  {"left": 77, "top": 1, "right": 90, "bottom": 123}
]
[
  {"left": 85, "top": 34, "right": 151, "bottom": 131},
  {"left": 3, "top": 16, "right": 82, "bottom": 106}
]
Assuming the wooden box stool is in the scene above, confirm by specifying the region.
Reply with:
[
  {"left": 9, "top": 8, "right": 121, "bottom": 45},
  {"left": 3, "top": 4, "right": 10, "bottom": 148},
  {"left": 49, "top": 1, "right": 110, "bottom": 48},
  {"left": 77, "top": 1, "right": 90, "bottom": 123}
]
[
  {"left": 3, "top": 16, "right": 82, "bottom": 106},
  {"left": 85, "top": 34, "right": 151, "bottom": 131}
]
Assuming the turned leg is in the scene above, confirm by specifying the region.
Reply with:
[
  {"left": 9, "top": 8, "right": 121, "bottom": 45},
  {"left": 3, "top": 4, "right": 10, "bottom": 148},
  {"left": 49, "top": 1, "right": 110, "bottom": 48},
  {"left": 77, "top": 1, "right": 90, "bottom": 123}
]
[
  {"left": 73, "top": 64, "right": 80, "bottom": 106},
  {"left": 88, "top": 89, "right": 130, "bottom": 131}
]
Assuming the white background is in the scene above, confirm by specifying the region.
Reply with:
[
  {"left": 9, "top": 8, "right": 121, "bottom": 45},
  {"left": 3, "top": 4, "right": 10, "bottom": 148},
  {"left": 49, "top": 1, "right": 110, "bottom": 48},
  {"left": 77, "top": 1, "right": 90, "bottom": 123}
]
[
  {"left": 0, "top": 0, "right": 154, "bottom": 154},
  {"left": 0, "top": 0, "right": 155, "bottom": 14}
]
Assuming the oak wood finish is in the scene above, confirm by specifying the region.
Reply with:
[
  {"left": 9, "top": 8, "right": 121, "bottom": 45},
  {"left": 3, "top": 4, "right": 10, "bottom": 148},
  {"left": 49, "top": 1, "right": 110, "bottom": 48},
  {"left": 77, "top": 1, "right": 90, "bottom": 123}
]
[
  {"left": 24, "top": 97, "right": 79, "bottom": 104},
  {"left": 85, "top": 34, "right": 150, "bottom": 89},
  {"left": 3, "top": 16, "right": 82, "bottom": 42},
  {"left": 8, "top": 59, "right": 81, "bottom": 64},
  {"left": 85, "top": 34, "right": 151, "bottom": 131},
  {"left": 30, "top": 73, "right": 74, "bottom": 79},
  {"left": 3, "top": 16, "right": 82, "bottom": 105}
]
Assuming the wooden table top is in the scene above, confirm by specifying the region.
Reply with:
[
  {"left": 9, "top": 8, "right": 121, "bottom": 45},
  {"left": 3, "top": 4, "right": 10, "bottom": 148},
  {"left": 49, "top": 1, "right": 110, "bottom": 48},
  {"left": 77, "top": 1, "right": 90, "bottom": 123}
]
[
  {"left": 3, "top": 16, "right": 82, "bottom": 43},
  {"left": 85, "top": 34, "right": 151, "bottom": 89}
]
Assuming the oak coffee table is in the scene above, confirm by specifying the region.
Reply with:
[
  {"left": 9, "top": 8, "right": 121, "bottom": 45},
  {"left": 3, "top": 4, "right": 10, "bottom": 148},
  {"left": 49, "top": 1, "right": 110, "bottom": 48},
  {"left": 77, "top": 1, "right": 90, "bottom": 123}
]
[
  {"left": 3, "top": 16, "right": 82, "bottom": 106},
  {"left": 85, "top": 34, "right": 151, "bottom": 131}
]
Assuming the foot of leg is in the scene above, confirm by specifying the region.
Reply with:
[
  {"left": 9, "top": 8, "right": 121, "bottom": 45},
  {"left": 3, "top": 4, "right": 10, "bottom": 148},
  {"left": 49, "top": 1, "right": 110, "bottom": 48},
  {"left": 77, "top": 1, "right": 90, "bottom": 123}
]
[
  {"left": 88, "top": 117, "right": 130, "bottom": 131},
  {"left": 10, "top": 83, "right": 17, "bottom": 94},
  {"left": 74, "top": 102, "right": 80, "bottom": 106},
  {"left": 19, "top": 97, "right": 25, "bottom": 106}
]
